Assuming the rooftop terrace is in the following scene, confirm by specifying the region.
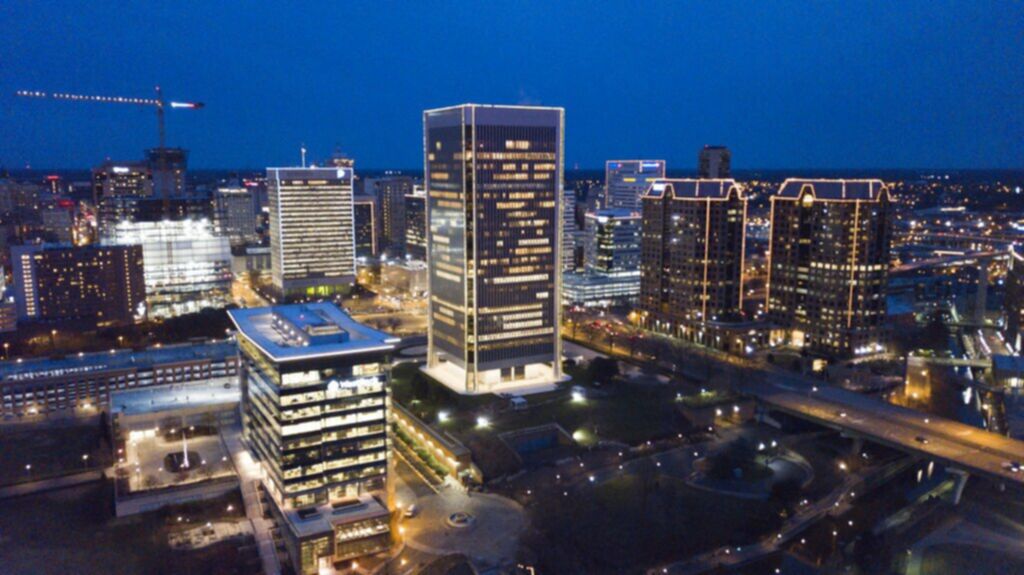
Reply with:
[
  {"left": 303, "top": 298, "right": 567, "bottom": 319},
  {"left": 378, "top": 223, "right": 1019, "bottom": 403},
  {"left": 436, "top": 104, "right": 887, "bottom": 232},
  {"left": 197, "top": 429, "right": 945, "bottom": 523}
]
[{"left": 228, "top": 303, "right": 400, "bottom": 363}]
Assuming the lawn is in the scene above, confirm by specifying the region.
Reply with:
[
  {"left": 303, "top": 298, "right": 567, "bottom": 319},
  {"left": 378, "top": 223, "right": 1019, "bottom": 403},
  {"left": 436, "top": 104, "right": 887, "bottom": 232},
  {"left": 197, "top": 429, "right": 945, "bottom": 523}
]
[
  {"left": 0, "top": 421, "right": 113, "bottom": 485},
  {"left": 488, "top": 383, "right": 678, "bottom": 444},
  {"left": 526, "top": 473, "right": 784, "bottom": 574},
  {"left": 0, "top": 480, "right": 251, "bottom": 575},
  {"left": 921, "top": 543, "right": 1024, "bottom": 575}
]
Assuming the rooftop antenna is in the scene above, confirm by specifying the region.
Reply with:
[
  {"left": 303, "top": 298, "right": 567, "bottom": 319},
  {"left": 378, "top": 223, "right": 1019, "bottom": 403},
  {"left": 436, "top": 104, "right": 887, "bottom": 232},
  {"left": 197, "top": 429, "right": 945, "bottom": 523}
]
[{"left": 300, "top": 143, "right": 307, "bottom": 168}]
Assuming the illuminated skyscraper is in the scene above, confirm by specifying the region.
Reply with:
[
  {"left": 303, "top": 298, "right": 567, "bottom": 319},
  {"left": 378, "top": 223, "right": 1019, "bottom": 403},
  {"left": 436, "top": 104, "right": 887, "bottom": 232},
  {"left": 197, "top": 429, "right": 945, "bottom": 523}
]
[
  {"left": 698, "top": 145, "right": 731, "bottom": 178},
  {"left": 229, "top": 303, "right": 396, "bottom": 575},
  {"left": 423, "top": 104, "right": 564, "bottom": 394},
  {"left": 766, "top": 179, "right": 892, "bottom": 357},
  {"left": 145, "top": 147, "right": 188, "bottom": 198},
  {"left": 92, "top": 160, "right": 153, "bottom": 204},
  {"left": 213, "top": 186, "right": 259, "bottom": 246},
  {"left": 404, "top": 185, "right": 426, "bottom": 261},
  {"left": 267, "top": 167, "right": 356, "bottom": 301},
  {"left": 640, "top": 179, "right": 747, "bottom": 345},
  {"left": 562, "top": 208, "right": 642, "bottom": 308},
  {"left": 371, "top": 176, "right": 414, "bottom": 255},
  {"left": 562, "top": 186, "right": 578, "bottom": 271},
  {"left": 604, "top": 160, "right": 665, "bottom": 212},
  {"left": 353, "top": 195, "right": 379, "bottom": 258}
]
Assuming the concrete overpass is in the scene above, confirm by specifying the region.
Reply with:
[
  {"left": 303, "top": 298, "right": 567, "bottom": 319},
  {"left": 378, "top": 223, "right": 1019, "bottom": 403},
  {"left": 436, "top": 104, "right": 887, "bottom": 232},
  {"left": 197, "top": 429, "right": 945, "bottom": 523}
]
[
  {"left": 741, "top": 377, "right": 1024, "bottom": 493},
  {"left": 910, "top": 356, "right": 992, "bottom": 369}
]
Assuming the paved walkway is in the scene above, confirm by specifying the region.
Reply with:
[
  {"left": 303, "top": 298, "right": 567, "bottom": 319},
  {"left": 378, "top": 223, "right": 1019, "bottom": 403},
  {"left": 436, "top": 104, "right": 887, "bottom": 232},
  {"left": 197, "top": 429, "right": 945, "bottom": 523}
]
[
  {"left": 0, "top": 468, "right": 109, "bottom": 499},
  {"left": 398, "top": 472, "right": 525, "bottom": 571},
  {"left": 222, "top": 425, "right": 281, "bottom": 575}
]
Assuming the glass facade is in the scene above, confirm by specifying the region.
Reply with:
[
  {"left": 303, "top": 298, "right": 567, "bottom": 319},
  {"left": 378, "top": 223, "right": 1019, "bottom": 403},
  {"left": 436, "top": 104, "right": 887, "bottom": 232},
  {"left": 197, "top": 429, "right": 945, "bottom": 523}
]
[
  {"left": 604, "top": 159, "right": 665, "bottom": 212},
  {"left": 239, "top": 335, "right": 389, "bottom": 508},
  {"left": 425, "top": 104, "right": 564, "bottom": 392},
  {"left": 353, "top": 196, "right": 378, "bottom": 258},
  {"left": 102, "top": 219, "right": 231, "bottom": 318},
  {"left": 214, "top": 187, "right": 259, "bottom": 246},
  {"left": 404, "top": 186, "right": 427, "bottom": 261}
]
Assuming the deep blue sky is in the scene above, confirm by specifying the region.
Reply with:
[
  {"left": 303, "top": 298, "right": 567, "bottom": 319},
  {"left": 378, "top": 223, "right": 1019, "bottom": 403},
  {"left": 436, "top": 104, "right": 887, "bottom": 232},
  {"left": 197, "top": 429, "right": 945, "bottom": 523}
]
[{"left": 2, "top": 1, "right": 1022, "bottom": 170}]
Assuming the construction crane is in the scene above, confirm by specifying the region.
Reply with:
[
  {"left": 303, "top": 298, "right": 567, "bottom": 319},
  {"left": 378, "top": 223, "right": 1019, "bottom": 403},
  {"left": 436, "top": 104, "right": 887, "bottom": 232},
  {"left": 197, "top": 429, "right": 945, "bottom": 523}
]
[
  {"left": 16, "top": 86, "right": 203, "bottom": 151},
  {"left": 16, "top": 86, "right": 204, "bottom": 205}
]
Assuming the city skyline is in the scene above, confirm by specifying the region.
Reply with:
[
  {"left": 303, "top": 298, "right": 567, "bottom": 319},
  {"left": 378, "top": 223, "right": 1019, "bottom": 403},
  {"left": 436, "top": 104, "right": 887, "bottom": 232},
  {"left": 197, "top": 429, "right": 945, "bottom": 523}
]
[
  {"left": 3, "top": 2, "right": 1024, "bottom": 170},
  {"left": 5, "top": 5, "right": 1024, "bottom": 575}
]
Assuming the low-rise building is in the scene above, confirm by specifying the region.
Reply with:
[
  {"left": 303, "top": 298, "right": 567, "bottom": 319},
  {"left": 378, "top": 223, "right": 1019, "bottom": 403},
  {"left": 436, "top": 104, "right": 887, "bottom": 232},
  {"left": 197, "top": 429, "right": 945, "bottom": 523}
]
[{"left": 0, "top": 341, "right": 238, "bottom": 419}]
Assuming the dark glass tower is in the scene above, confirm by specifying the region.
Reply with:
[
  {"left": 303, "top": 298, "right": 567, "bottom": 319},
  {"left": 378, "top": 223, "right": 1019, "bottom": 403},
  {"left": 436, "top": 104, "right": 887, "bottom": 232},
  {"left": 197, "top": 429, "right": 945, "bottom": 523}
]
[{"left": 423, "top": 104, "right": 564, "bottom": 394}]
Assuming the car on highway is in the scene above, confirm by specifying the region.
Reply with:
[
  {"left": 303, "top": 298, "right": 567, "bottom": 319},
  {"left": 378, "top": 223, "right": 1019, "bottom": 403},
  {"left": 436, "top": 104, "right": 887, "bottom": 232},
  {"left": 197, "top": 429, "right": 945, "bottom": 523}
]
[
  {"left": 404, "top": 504, "right": 419, "bottom": 518},
  {"left": 914, "top": 435, "right": 929, "bottom": 445},
  {"left": 1003, "top": 461, "right": 1023, "bottom": 473}
]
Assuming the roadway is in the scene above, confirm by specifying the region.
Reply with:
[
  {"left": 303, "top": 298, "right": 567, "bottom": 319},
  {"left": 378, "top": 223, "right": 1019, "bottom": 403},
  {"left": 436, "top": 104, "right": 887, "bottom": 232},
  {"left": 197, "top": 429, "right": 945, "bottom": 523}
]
[
  {"left": 564, "top": 321, "right": 1024, "bottom": 487},
  {"left": 745, "top": 378, "right": 1024, "bottom": 486}
]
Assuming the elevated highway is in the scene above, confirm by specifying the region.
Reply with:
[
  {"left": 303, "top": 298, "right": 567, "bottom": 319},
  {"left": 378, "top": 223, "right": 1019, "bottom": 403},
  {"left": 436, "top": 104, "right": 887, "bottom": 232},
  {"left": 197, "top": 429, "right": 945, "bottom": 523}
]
[{"left": 744, "top": 378, "right": 1024, "bottom": 487}]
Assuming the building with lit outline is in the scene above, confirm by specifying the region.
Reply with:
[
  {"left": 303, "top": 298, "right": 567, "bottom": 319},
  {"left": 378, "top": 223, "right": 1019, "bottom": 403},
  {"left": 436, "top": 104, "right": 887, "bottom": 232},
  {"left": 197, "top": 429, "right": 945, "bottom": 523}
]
[
  {"left": 268, "top": 167, "right": 356, "bottom": 301},
  {"left": 640, "top": 179, "right": 750, "bottom": 351},
  {"left": 229, "top": 303, "right": 397, "bottom": 575},
  {"left": 766, "top": 179, "right": 892, "bottom": 357},
  {"left": 423, "top": 104, "right": 565, "bottom": 394}
]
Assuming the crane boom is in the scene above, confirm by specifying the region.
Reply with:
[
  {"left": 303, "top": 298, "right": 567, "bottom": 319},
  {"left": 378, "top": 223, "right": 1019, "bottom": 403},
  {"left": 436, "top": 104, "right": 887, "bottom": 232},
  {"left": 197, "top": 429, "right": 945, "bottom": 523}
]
[
  {"left": 16, "top": 86, "right": 204, "bottom": 205},
  {"left": 16, "top": 87, "right": 203, "bottom": 147}
]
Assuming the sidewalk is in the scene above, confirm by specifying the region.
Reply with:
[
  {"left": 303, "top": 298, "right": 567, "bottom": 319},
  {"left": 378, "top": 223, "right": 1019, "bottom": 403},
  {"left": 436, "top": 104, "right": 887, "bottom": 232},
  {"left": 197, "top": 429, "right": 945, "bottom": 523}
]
[
  {"left": 0, "top": 467, "right": 109, "bottom": 499},
  {"left": 221, "top": 424, "right": 281, "bottom": 575}
]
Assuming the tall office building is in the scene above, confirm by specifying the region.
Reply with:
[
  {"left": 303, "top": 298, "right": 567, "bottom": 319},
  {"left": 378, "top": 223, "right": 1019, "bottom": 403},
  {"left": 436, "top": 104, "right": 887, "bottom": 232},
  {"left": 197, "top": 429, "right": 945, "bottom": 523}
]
[
  {"left": 562, "top": 208, "right": 642, "bottom": 308},
  {"left": 145, "top": 147, "right": 188, "bottom": 198},
  {"left": 698, "top": 146, "right": 731, "bottom": 178},
  {"left": 103, "top": 219, "right": 231, "bottom": 318},
  {"left": 268, "top": 167, "right": 356, "bottom": 301},
  {"left": 229, "top": 303, "right": 397, "bottom": 575},
  {"left": 403, "top": 185, "right": 427, "bottom": 261},
  {"left": 353, "top": 195, "right": 379, "bottom": 259},
  {"left": 372, "top": 176, "right": 414, "bottom": 254},
  {"left": 1005, "top": 245, "right": 1024, "bottom": 351},
  {"left": 640, "top": 179, "right": 747, "bottom": 342},
  {"left": 766, "top": 179, "right": 892, "bottom": 357},
  {"left": 562, "top": 186, "right": 578, "bottom": 271},
  {"left": 92, "top": 160, "right": 153, "bottom": 204},
  {"left": 423, "top": 104, "right": 564, "bottom": 394},
  {"left": 12, "top": 243, "right": 145, "bottom": 325},
  {"left": 604, "top": 160, "right": 665, "bottom": 212},
  {"left": 584, "top": 209, "right": 641, "bottom": 275},
  {"left": 213, "top": 187, "right": 259, "bottom": 246}
]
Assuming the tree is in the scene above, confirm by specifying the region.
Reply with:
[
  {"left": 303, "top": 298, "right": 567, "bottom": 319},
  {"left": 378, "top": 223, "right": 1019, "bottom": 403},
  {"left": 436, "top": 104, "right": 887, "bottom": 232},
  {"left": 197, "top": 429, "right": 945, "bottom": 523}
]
[
  {"left": 922, "top": 309, "right": 949, "bottom": 351},
  {"left": 587, "top": 356, "right": 619, "bottom": 386},
  {"left": 770, "top": 476, "right": 803, "bottom": 517}
]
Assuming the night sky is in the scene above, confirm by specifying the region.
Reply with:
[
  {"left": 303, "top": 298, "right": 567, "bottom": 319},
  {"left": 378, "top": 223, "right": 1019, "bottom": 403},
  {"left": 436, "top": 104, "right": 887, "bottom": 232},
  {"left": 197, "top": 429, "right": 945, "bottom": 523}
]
[{"left": 2, "top": 1, "right": 1022, "bottom": 170}]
